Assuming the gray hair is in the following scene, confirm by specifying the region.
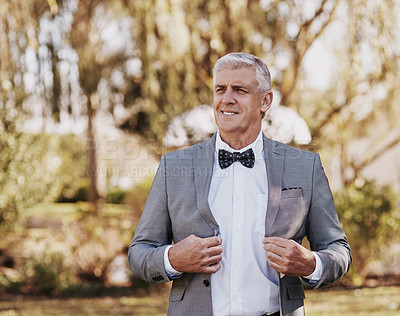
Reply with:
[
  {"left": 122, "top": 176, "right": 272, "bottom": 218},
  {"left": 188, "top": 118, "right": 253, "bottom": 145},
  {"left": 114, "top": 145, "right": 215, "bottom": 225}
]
[{"left": 213, "top": 52, "right": 272, "bottom": 92}]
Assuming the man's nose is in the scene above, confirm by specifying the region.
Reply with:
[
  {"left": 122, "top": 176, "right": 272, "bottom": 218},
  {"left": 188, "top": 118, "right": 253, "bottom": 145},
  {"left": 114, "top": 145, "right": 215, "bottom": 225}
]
[{"left": 222, "top": 88, "right": 235, "bottom": 104}]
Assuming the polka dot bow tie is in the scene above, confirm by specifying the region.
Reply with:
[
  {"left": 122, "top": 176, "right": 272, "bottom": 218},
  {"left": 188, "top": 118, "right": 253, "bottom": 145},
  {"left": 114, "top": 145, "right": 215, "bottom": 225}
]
[{"left": 218, "top": 148, "right": 255, "bottom": 169}]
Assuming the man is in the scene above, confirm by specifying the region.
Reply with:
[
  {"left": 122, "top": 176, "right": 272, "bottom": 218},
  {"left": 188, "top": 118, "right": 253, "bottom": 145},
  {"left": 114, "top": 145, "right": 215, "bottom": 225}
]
[{"left": 128, "top": 52, "right": 351, "bottom": 316}]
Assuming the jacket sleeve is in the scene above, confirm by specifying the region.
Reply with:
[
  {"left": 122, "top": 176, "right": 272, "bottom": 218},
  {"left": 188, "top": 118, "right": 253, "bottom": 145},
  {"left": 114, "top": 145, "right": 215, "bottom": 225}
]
[
  {"left": 128, "top": 155, "right": 173, "bottom": 283},
  {"left": 305, "top": 153, "right": 352, "bottom": 288}
]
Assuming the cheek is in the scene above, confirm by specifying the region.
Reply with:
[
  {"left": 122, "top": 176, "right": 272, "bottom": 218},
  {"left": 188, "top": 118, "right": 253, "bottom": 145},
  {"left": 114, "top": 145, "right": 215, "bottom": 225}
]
[
  {"left": 249, "top": 101, "right": 263, "bottom": 115},
  {"left": 212, "top": 99, "right": 218, "bottom": 111},
  {"left": 213, "top": 108, "right": 218, "bottom": 122}
]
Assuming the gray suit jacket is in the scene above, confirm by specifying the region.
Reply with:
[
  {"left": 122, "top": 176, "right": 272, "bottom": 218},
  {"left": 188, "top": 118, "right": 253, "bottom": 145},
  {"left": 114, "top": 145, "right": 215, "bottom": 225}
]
[{"left": 128, "top": 134, "right": 351, "bottom": 316}]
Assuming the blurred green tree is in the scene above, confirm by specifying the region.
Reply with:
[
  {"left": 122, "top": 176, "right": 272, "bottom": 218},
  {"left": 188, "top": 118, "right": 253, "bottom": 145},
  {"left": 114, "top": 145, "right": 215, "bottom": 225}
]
[
  {"left": 307, "top": 0, "right": 400, "bottom": 187},
  {"left": 0, "top": 132, "right": 86, "bottom": 234},
  {"left": 0, "top": 0, "right": 58, "bottom": 233}
]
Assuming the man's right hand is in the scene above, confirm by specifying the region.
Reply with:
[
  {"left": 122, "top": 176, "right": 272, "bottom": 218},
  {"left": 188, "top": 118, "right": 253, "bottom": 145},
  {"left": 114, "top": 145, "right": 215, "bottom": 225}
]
[{"left": 168, "top": 234, "right": 223, "bottom": 274}]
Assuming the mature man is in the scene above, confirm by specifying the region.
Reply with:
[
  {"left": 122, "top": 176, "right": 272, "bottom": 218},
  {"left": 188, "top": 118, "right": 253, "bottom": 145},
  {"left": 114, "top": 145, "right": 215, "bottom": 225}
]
[{"left": 128, "top": 52, "right": 351, "bottom": 316}]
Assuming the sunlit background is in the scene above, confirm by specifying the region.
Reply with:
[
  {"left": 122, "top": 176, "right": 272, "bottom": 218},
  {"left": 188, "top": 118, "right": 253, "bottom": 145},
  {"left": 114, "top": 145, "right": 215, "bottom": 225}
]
[{"left": 1, "top": 0, "right": 399, "bottom": 314}]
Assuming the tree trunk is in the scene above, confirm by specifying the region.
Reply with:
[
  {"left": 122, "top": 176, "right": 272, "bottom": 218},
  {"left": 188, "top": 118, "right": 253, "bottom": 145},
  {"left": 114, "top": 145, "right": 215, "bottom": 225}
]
[{"left": 86, "top": 95, "right": 100, "bottom": 212}]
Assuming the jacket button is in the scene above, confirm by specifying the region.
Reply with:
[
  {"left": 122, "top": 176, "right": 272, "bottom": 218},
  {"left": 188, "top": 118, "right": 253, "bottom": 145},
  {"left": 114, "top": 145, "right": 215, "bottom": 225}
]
[{"left": 203, "top": 279, "right": 210, "bottom": 287}]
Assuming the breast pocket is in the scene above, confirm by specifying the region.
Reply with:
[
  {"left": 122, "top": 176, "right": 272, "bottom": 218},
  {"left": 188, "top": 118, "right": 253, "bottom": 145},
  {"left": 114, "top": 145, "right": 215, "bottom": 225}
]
[
  {"left": 281, "top": 187, "right": 303, "bottom": 199},
  {"left": 271, "top": 188, "right": 307, "bottom": 239}
]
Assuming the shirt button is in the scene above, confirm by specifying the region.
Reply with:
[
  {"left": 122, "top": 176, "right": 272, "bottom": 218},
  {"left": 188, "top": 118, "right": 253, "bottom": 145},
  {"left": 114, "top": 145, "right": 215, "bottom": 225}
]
[
  {"left": 233, "top": 295, "right": 238, "bottom": 300},
  {"left": 203, "top": 279, "right": 210, "bottom": 287}
]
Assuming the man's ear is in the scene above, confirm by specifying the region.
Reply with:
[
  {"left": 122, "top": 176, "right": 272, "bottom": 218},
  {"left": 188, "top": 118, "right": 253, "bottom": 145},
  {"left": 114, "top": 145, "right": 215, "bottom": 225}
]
[{"left": 261, "top": 91, "right": 273, "bottom": 113}]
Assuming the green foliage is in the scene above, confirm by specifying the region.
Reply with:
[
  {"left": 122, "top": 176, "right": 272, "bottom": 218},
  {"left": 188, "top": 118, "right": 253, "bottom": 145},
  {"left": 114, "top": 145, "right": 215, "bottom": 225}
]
[
  {"left": 334, "top": 180, "right": 399, "bottom": 281},
  {"left": 0, "top": 270, "right": 21, "bottom": 294},
  {"left": 22, "top": 253, "right": 72, "bottom": 295},
  {"left": 62, "top": 211, "right": 125, "bottom": 284},
  {"left": 1, "top": 202, "right": 136, "bottom": 296},
  {"left": 57, "top": 178, "right": 90, "bottom": 203},
  {"left": 0, "top": 132, "right": 86, "bottom": 235},
  {"left": 105, "top": 186, "right": 126, "bottom": 204}
]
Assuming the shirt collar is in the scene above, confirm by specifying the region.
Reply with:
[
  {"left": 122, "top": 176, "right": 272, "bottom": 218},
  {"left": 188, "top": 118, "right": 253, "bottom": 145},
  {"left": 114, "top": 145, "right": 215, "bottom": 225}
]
[{"left": 215, "top": 130, "right": 264, "bottom": 158}]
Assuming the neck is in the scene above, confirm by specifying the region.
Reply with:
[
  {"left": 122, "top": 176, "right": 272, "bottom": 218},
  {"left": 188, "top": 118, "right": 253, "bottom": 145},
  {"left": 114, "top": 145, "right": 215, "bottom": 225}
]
[{"left": 219, "top": 129, "right": 261, "bottom": 150}]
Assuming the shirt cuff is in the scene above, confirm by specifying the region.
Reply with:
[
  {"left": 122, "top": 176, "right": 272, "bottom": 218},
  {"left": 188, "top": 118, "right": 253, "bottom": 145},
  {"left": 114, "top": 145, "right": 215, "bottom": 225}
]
[
  {"left": 303, "top": 252, "right": 323, "bottom": 281},
  {"left": 164, "top": 245, "right": 183, "bottom": 278}
]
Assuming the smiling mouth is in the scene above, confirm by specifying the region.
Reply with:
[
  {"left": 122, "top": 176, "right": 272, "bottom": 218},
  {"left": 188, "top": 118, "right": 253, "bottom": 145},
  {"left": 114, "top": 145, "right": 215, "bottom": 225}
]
[{"left": 221, "top": 110, "right": 238, "bottom": 115}]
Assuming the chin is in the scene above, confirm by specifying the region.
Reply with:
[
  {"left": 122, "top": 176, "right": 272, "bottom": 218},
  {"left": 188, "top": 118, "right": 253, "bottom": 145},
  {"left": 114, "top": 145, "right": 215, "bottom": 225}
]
[
  {"left": 216, "top": 119, "right": 241, "bottom": 130},
  {"left": 218, "top": 127, "right": 241, "bottom": 137},
  {"left": 217, "top": 122, "right": 236, "bottom": 132}
]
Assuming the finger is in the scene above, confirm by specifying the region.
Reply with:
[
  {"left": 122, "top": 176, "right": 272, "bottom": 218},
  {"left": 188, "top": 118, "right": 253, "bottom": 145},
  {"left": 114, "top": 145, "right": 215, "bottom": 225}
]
[
  {"left": 263, "top": 236, "right": 287, "bottom": 246},
  {"left": 205, "top": 253, "right": 222, "bottom": 266},
  {"left": 263, "top": 242, "right": 286, "bottom": 256},
  {"left": 265, "top": 249, "right": 284, "bottom": 263},
  {"left": 207, "top": 244, "right": 223, "bottom": 256},
  {"left": 208, "top": 254, "right": 222, "bottom": 265},
  {"left": 265, "top": 247, "right": 285, "bottom": 264},
  {"left": 202, "top": 262, "right": 221, "bottom": 274},
  {"left": 267, "top": 258, "right": 283, "bottom": 273},
  {"left": 204, "top": 236, "right": 222, "bottom": 247}
]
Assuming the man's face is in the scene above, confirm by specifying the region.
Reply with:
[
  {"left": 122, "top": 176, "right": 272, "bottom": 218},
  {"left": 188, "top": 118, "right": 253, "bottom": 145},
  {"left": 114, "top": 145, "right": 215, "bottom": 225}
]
[{"left": 213, "top": 66, "right": 272, "bottom": 145}]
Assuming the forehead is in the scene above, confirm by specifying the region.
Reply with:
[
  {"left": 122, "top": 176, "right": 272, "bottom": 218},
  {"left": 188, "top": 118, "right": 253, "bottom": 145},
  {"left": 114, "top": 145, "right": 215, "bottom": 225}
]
[{"left": 214, "top": 66, "right": 257, "bottom": 87}]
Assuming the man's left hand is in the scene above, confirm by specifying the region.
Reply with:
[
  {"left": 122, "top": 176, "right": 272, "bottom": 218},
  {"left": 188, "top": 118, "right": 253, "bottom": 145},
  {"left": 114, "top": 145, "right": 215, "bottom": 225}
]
[{"left": 263, "top": 237, "right": 315, "bottom": 277}]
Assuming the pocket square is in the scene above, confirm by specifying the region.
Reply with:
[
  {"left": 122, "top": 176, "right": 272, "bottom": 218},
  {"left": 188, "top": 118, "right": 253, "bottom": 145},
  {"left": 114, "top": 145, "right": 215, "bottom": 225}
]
[{"left": 282, "top": 187, "right": 302, "bottom": 191}]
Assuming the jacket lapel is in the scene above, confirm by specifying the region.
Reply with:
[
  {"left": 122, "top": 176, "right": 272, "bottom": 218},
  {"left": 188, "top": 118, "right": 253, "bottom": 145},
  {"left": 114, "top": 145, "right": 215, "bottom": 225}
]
[
  {"left": 263, "top": 135, "right": 285, "bottom": 237},
  {"left": 192, "top": 134, "right": 285, "bottom": 236},
  {"left": 193, "top": 134, "right": 219, "bottom": 234}
]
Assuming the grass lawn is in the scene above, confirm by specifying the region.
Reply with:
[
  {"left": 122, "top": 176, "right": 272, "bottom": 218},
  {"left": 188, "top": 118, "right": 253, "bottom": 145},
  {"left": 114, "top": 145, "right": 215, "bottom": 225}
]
[
  {"left": 0, "top": 294, "right": 168, "bottom": 316},
  {"left": 305, "top": 286, "right": 400, "bottom": 315},
  {"left": 25, "top": 202, "right": 133, "bottom": 218},
  {"left": 1, "top": 286, "right": 399, "bottom": 315}
]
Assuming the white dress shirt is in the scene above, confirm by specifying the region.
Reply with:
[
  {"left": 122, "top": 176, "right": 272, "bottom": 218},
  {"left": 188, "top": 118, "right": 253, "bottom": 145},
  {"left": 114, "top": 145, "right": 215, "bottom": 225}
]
[
  {"left": 208, "top": 131, "right": 279, "bottom": 315},
  {"left": 164, "top": 130, "right": 322, "bottom": 315}
]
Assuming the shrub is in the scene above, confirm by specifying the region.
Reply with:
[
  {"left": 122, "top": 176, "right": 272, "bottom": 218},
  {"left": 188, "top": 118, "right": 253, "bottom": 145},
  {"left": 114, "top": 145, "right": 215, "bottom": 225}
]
[
  {"left": 62, "top": 213, "right": 125, "bottom": 285},
  {"left": 105, "top": 186, "right": 126, "bottom": 204},
  {"left": 334, "top": 179, "right": 399, "bottom": 283},
  {"left": 0, "top": 132, "right": 86, "bottom": 236},
  {"left": 57, "top": 178, "right": 90, "bottom": 202},
  {"left": 22, "top": 253, "right": 72, "bottom": 295}
]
